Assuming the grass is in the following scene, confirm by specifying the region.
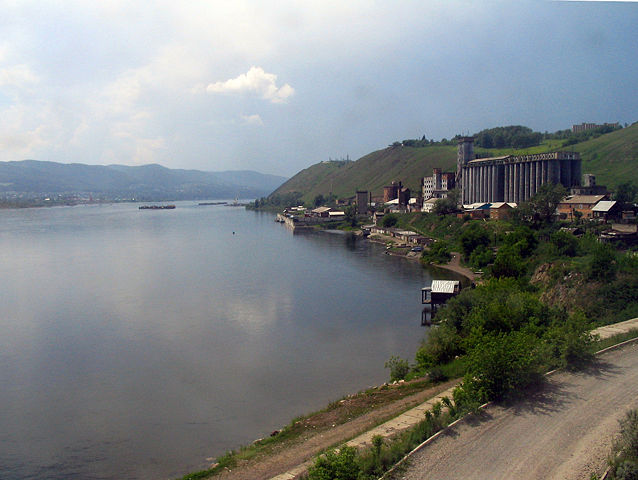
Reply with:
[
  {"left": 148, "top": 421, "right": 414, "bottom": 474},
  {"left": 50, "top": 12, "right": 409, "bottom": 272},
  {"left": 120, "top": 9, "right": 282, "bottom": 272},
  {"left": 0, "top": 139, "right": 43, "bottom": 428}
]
[
  {"left": 174, "top": 378, "right": 447, "bottom": 479},
  {"left": 594, "top": 329, "right": 638, "bottom": 352}
]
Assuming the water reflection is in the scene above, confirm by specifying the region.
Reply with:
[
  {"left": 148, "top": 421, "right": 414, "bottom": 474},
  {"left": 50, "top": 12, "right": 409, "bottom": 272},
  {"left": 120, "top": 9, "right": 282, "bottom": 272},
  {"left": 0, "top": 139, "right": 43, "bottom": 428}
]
[{"left": 0, "top": 204, "right": 457, "bottom": 479}]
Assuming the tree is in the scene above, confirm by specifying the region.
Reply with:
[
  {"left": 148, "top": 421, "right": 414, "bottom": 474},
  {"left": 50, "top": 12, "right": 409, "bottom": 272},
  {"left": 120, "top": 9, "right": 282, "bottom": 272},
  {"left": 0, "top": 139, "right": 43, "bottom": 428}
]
[
  {"left": 313, "top": 194, "right": 325, "bottom": 207},
  {"left": 550, "top": 230, "right": 578, "bottom": 257},
  {"left": 615, "top": 182, "right": 638, "bottom": 208},
  {"left": 490, "top": 247, "right": 527, "bottom": 278},
  {"left": 587, "top": 242, "right": 618, "bottom": 281},
  {"left": 381, "top": 214, "right": 398, "bottom": 228},
  {"left": 433, "top": 189, "right": 460, "bottom": 215},
  {"left": 516, "top": 183, "right": 567, "bottom": 228},
  {"left": 459, "top": 222, "right": 490, "bottom": 262},
  {"left": 343, "top": 205, "right": 358, "bottom": 227},
  {"left": 463, "top": 330, "right": 543, "bottom": 402}
]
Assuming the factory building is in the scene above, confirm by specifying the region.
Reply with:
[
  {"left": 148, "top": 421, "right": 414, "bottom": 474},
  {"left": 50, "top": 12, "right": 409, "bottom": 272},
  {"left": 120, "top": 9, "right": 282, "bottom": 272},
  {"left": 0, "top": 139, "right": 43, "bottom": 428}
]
[
  {"left": 422, "top": 168, "right": 456, "bottom": 199},
  {"left": 457, "top": 137, "right": 582, "bottom": 204}
]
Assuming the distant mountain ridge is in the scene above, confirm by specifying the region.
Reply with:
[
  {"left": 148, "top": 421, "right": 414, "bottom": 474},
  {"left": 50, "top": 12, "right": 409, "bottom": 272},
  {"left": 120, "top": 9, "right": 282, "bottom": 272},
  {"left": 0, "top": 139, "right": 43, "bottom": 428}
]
[{"left": 0, "top": 160, "right": 286, "bottom": 202}]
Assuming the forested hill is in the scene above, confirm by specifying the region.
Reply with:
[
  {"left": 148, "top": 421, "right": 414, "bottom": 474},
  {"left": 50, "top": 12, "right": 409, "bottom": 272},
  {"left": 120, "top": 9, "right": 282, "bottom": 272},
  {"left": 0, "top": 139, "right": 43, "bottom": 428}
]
[
  {"left": 0, "top": 160, "right": 286, "bottom": 202},
  {"left": 271, "top": 123, "right": 638, "bottom": 204}
]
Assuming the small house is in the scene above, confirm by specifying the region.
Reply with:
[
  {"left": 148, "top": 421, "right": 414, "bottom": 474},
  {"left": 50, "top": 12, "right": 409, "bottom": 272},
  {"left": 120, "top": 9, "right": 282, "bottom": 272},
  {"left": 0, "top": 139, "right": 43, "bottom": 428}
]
[
  {"left": 592, "top": 200, "right": 621, "bottom": 221},
  {"left": 489, "top": 202, "right": 517, "bottom": 220},
  {"left": 311, "top": 206, "right": 332, "bottom": 217},
  {"left": 421, "top": 280, "right": 461, "bottom": 325}
]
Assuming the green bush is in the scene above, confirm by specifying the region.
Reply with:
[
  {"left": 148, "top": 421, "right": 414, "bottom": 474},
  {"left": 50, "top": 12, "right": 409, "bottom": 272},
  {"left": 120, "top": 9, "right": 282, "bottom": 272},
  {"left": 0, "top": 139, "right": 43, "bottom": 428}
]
[
  {"left": 490, "top": 246, "right": 527, "bottom": 278},
  {"left": 384, "top": 356, "right": 409, "bottom": 382},
  {"left": 610, "top": 410, "right": 638, "bottom": 479},
  {"left": 381, "top": 214, "right": 398, "bottom": 228},
  {"left": 542, "top": 311, "right": 594, "bottom": 370},
  {"left": 307, "top": 446, "right": 360, "bottom": 480},
  {"left": 422, "top": 240, "right": 452, "bottom": 264},
  {"left": 615, "top": 461, "right": 638, "bottom": 480},
  {"left": 469, "top": 244, "right": 494, "bottom": 270},
  {"left": 415, "top": 323, "right": 462, "bottom": 370},
  {"left": 550, "top": 230, "right": 579, "bottom": 257},
  {"left": 463, "top": 331, "right": 544, "bottom": 402},
  {"left": 587, "top": 243, "right": 618, "bottom": 281},
  {"left": 459, "top": 222, "right": 491, "bottom": 262}
]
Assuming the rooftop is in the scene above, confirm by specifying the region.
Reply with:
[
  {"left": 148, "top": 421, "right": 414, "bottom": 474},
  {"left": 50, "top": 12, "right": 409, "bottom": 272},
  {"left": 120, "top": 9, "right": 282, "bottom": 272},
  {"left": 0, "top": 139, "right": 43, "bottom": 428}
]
[
  {"left": 592, "top": 200, "right": 617, "bottom": 212},
  {"left": 560, "top": 195, "right": 607, "bottom": 204},
  {"left": 422, "top": 280, "right": 460, "bottom": 294}
]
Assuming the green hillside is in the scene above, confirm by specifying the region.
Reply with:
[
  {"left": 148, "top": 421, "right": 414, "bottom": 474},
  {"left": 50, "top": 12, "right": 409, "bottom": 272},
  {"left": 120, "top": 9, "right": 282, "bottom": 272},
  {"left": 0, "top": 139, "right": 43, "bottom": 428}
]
[
  {"left": 272, "top": 123, "right": 638, "bottom": 203},
  {"left": 570, "top": 122, "right": 638, "bottom": 190},
  {"left": 273, "top": 145, "right": 457, "bottom": 203}
]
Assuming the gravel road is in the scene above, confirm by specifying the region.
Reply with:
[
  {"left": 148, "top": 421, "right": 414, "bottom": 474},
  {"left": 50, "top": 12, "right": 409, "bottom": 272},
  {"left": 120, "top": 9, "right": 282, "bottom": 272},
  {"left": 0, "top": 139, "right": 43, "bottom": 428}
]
[{"left": 391, "top": 342, "right": 638, "bottom": 480}]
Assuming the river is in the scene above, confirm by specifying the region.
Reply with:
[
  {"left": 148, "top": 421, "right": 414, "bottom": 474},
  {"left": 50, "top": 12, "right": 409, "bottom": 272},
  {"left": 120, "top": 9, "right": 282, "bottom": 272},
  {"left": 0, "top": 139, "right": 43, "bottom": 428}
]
[{"left": 0, "top": 202, "right": 453, "bottom": 479}]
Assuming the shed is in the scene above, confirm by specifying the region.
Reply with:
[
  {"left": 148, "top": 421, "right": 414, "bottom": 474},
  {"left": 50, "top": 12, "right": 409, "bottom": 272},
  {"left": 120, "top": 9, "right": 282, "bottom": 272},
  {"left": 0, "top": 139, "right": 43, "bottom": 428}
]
[
  {"left": 592, "top": 200, "right": 621, "bottom": 220},
  {"left": 312, "top": 206, "right": 332, "bottom": 217},
  {"left": 421, "top": 280, "right": 462, "bottom": 325}
]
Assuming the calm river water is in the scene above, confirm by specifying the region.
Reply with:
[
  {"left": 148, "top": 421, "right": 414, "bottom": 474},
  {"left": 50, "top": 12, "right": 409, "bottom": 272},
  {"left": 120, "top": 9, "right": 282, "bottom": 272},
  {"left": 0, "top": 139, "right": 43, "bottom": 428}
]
[{"left": 0, "top": 202, "right": 453, "bottom": 479}]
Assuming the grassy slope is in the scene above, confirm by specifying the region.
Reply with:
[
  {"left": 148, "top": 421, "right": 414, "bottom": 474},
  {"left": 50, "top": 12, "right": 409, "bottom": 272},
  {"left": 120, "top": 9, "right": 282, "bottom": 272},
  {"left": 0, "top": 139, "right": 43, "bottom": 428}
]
[
  {"left": 272, "top": 145, "right": 457, "bottom": 203},
  {"left": 571, "top": 123, "right": 638, "bottom": 190},
  {"left": 273, "top": 123, "right": 638, "bottom": 203}
]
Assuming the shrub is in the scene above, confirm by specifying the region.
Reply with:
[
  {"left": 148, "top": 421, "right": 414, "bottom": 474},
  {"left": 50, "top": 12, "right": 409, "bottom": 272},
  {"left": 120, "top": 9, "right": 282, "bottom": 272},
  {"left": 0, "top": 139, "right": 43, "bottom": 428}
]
[
  {"left": 616, "top": 461, "right": 638, "bottom": 480},
  {"left": 307, "top": 446, "right": 360, "bottom": 480},
  {"left": 463, "top": 331, "right": 544, "bottom": 402},
  {"left": 422, "top": 240, "right": 452, "bottom": 264},
  {"left": 490, "top": 246, "right": 527, "bottom": 279},
  {"left": 459, "top": 222, "right": 491, "bottom": 262},
  {"left": 550, "top": 230, "right": 578, "bottom": 257},
  {"left": 382, "top": 214, "right": 398, "bottom": 228},
  {"left": 542, "top": 311, "right": 594, "bottom": 370},
  {"left": 587, "top": 243, "right": 618, "bottom": 281},
  {"left": 415, "top": 323, "right": 462, "bottom": 370},
  {"left": 619, "top": 410, "right": 638, "bottom": 459},
  {"left": 385, "top": 356, "right": 409, "bottom": 382},
  {"left": 427, "top": 366, "right": 448, "bottom": 383}
]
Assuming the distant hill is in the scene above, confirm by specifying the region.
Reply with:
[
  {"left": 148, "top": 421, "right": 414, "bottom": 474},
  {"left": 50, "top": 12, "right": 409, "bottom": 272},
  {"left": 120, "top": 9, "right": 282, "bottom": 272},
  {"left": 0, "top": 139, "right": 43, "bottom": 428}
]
[
  {"left": 272, "top": 123, "right": 638, "bottom": 203},
  {"left": 272, "top": 146, "right": 457, "bottom": 203},
  {"left": 0, "top": 160, "right": 286, "bottom": 202}
]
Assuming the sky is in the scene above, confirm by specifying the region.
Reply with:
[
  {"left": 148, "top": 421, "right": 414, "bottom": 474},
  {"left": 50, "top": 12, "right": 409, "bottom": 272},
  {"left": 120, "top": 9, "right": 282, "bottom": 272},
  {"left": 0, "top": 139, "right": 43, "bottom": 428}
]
[{"left": 0, "top": 1, "right": 637, "bottom": 177}]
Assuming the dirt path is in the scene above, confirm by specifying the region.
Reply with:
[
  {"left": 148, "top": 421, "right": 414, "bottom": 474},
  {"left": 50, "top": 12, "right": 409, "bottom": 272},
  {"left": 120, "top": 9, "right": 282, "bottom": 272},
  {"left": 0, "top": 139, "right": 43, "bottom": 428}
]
[
  {"left": 391, "top": 342, "right": 638, "bottom": 480},
  {"left": 211, "top": 380, "right": 459, "bottom": 480},
  {"left": 432, "top": 252, "right": 477, "bottom": 282}
]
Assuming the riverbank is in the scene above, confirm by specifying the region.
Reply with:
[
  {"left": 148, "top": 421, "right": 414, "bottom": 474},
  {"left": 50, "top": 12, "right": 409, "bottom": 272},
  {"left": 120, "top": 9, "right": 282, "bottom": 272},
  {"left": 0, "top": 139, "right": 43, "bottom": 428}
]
[
  {"left": 182, "top": 318, "right": 638, "bottom": 480},
  {"left": 181, "top": 379, "right": 460, "bottom": 480},
  {"left": 367, "top": 232, "right": 477, "bottom": 283}
]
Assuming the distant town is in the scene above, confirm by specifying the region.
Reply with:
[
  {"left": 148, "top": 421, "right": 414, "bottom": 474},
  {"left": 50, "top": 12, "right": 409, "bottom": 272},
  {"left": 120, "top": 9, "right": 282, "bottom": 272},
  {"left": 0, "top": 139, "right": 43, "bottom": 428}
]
[{"left": 275, "top": 130, "right": 637, "bottom": 248}]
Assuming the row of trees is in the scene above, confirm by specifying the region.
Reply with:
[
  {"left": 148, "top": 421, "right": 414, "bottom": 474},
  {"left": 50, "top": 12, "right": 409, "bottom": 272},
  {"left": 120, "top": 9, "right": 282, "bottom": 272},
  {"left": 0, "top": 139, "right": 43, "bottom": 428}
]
[
  {"left": 474, "top": 125, "right": 543, "bottom": 149},
  {"left": 391, "top": 122, "right": 626, "bottom": 152}
]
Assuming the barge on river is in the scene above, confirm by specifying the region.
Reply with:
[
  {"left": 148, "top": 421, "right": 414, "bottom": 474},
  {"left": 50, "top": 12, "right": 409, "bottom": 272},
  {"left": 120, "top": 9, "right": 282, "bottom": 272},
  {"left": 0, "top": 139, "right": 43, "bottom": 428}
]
[{"left": 139, "top": 205, "right": 176, "bottom": 210}]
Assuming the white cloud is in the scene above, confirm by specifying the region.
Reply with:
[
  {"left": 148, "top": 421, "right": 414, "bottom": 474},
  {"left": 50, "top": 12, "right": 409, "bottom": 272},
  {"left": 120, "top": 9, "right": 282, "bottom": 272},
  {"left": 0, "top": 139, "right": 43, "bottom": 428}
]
[
  {"left": 239, "top": 114, "right": 264, "bottom": 126},
  {"left": 0, "top": 64, "right": 38, "bottom": 88},
  {"left": 205, "top": 66, "right": 295, "bottom": 104}
]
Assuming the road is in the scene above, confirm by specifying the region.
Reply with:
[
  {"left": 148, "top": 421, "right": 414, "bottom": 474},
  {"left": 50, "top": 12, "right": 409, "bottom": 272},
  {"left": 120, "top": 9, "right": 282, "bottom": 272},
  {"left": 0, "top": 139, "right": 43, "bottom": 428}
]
[{"left": 391, "top": 342, "right": 638, "bottom": 480}]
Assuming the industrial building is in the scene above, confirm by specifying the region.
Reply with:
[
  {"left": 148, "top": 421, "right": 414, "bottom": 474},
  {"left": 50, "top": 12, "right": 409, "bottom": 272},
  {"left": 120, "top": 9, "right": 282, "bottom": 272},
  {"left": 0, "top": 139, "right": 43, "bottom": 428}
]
[
  {"left": 422, "top": 168, "right": 456, "bottom": 200},
  {"left": 457, "top": 137, "right": 582, "bottom": 204}
]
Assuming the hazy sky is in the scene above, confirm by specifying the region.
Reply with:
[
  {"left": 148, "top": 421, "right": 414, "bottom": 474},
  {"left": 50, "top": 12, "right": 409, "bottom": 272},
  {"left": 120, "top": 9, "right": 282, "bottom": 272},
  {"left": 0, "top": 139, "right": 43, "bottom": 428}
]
[{"left": 0, "top": 1, "right": 636, "bottom": 176}]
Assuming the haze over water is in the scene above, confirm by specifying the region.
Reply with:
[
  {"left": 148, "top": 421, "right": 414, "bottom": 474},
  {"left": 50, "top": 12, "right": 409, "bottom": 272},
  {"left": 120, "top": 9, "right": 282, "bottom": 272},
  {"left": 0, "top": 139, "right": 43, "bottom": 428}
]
[{"left": 0, "top": 203, "right": 444, "bottom": 479}]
